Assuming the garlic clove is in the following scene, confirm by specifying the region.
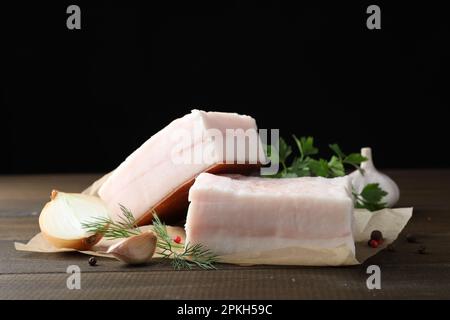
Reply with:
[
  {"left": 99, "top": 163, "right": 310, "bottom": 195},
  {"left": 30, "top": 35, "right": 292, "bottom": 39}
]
[
  {"left": 107, "top": 231, "right": 157, "bottom": 265},
  {"left": 349, "top": 148, "right": 400, "bottom": 207},
  {"left": 39, "top": 190, "right": 110, "bottom": 250}
]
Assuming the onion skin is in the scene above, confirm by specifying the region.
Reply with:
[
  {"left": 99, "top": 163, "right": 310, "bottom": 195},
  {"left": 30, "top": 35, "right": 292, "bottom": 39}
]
[
  {"left": 38, "top": 190, "right": 106, "bottom": 250},
  {"left": 40, "top": 230, "right": 103, "bottom": 251}
]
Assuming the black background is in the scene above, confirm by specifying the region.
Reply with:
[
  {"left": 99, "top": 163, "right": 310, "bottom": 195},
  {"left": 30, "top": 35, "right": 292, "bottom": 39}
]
[{"left": 2, "top": 1, "right": 449, "bottom": 173}]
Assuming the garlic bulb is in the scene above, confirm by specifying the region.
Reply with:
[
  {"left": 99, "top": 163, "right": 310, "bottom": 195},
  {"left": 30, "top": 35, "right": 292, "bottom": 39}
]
[
  {"left": 349, "top": 148, "right": 400, "bottom": 207},
  {"left": 107, "top": 231, "right": 157, "bottom": 265},
  {"left": 39, "top": 190, "right": 110, "bottom": 250}
]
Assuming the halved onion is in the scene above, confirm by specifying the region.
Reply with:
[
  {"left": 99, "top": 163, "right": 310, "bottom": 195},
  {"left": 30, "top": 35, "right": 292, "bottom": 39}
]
[{"left": 39, "top": 190, "right": 110, "bottom": 250}]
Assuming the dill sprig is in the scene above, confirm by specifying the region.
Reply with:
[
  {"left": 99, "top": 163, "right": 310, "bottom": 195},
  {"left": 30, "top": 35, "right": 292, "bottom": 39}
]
[
  {"left": 81, "top": 204, "right": 141, "bottom": 239},
  {"left": 152, "top": 214, "right": 218, "bottom": 270},
  {"left": 82, "top": 205, "right": 218, "bottom": 270}
]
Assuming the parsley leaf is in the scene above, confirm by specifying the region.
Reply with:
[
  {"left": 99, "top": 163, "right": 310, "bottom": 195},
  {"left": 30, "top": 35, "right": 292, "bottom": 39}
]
[
  {"left": 354, "top": 183, "right": 388, "bottom": 211},
  {"left": 264, "top": 138, "right": 292, "bottom": 176},
  {"left": 263, "top": 136, "right": 390, "bottom": 211},
  {"left": 329, "top": 144, "right": 345, "bottom": 160},
  {"left": 289, "top": 157, "right": 311, "bottom": 177},
  {"left": 265, "top": 136, "right": 366, "bottom": 179},
  {"left": 309, "top": 159, "right": 330, "bottom": 177},
  {"left": 344, "top": 153, "right": 367, "bottom": 168},
  {"left": 330, "top": 143, "right": 367, "bottom": 172},
  {"left": 293, "top": 135, "right": 318, "bottom": 160},
  {"left": 328, "top": 156, "right": 345, "bottom": 177},
  {"left": 278, "top": 137, "right": 292, "bottom": 165}
]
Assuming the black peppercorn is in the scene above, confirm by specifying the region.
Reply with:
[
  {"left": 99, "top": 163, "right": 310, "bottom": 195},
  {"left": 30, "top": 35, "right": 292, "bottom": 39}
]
[
  {"left": 370, "top": 230, "right": 383, "bottom": 242},
  {"left": 88, "top": 257, "right": 97, "bottom": 266},
  {"left": 406, "top": 233, "right": 417, "bottom": 243},
  {"left": 417, "top": 246, "right": 427, "bottom": 255}
]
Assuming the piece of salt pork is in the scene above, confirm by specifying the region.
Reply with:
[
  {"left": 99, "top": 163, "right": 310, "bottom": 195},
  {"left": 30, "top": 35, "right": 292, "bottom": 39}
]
[
  {"left": 185, "top": 173, "right": 355, "bottom": 258},
  {"left": 99, "top": 110, "right": 266, "bottom": 225}
]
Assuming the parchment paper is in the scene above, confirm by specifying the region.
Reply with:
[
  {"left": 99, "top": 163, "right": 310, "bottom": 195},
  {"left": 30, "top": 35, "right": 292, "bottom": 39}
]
[
  {"left": 14, "top": 207, "right": 412, "bottom": 266},
  {"left": 14, "top": 173, "right": 413, "bottom": 266}
]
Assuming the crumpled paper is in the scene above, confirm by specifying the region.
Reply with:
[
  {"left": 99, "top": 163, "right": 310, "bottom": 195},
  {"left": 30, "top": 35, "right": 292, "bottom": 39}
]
[
  {"left": 14, "top": 173, "right": 413, "bottom": 266},
  {"left": 15, "top": 225, "right": 185, "bottom": 259},
  {"left": 14, "top": 208, "right": 413, "bottom": 266}
]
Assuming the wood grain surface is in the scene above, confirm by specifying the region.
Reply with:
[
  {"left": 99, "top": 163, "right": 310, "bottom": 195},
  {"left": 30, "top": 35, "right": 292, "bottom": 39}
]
[{"left": 1, "top": 171, "right": 449, "bottom": 299}]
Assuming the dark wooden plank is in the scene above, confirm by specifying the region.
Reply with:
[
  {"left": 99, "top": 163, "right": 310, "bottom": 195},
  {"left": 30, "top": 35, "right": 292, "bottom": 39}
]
[
  {"left": 1, "top": 265, "right": 450, "bottom": 300},
  {"left": 1, "top": 171, "right": 450, "bottom": 299},
  {"left": 0, "top": 174, "right": 102, "bottom": 217},
  {"left": 4, "top": 227, "right": 450, "bottom": 274},
  {"left": 0, "top": 217, "right": 40, "bottom": 241}
]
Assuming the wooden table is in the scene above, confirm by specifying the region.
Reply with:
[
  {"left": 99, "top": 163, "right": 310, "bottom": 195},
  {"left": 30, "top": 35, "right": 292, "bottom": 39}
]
[{"left": 1, "top": 171, "right": 449, "bottom": 299}]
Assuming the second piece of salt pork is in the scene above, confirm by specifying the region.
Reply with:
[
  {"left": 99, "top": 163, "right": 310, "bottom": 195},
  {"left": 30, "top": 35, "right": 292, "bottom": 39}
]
[{"left": 185, "top": 173, "right": 356, "bottom": 265}]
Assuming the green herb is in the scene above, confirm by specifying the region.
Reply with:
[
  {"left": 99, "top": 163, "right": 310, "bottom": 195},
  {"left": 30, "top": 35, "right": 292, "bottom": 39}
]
[
  {"left": 328, "top": 143, "right": 346, "bottom": 159},
  {"left": 293, "top": 135, "right": 319, "bottom": 160},
  {"left": 308, "top": 158, "right": 330, "bottom": 177},
  {"left": 354, "top": 183, "right": 388, "bottom": 211},
  {"left": 266, "top": 136, "right": 367, "bottom": 179},
  {"left": 82, "top": 204, "right": 141, "bottom": 239},
  {"left": 328, "top": 155, "right": 345, "bottom": 177},
  {"left": 152, "top": 214, "right": 218, "bottom": 270},
  {"left": 265, "top": 138, "right": 292, "bottom": 175},
  {"left": 82, "top": 205, "right": 218, "bottom": 270},
  {"left": 264, "top": 136, "right": 389, "bottom": 211},
  {"left": 329, "top": 143, "right": 367, "bottom": 171}
]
